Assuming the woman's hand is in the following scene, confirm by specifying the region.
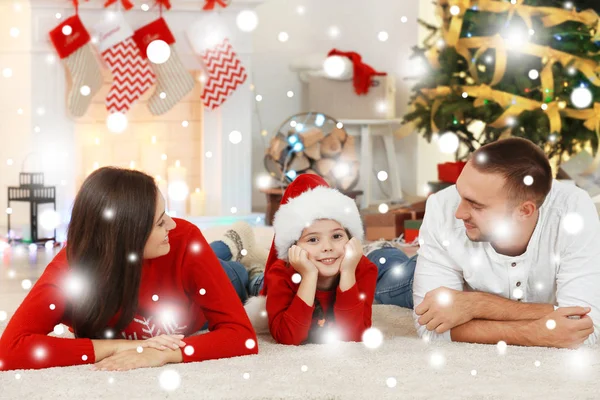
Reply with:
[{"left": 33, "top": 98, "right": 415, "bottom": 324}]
[
  {"left": 115, "top": 334, "right": 186, "bottom": 354},
  {"left": 93, "top": 347, "right": 177, "bottom": 371}
]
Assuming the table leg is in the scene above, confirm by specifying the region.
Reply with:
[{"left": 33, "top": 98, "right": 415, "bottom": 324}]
[
  {"left": 359, "top": 124, "right": 372, "bottom": 209},
  {"left": 382, "top": 133, "right": 403, "bottom": 203}
]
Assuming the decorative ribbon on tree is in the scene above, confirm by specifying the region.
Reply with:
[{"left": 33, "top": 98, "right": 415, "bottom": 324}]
[{"left": 404, "top": 0, "right": 600, "bottom": 168}]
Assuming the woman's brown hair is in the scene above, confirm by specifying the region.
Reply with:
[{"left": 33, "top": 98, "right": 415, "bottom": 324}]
[{"left": 67, "top": 167, "right": 157, "bottom": 339}]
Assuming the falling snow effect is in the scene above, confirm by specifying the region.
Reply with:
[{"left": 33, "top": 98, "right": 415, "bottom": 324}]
[
  {"left": 159, "top": 369, "right": 181, "bottom": 392},
  {"left": 184, "top": 345, "right": 195, "bottom": 356},
  {"left": 497, "top": 341, "right": 508, "bottom": 355},
  {"left": 429, "top": 352, "right": 446, "bottom": 368},
  {"left": 362, "top": 327, "right": 384, "bottom": 349},
  {"left": 437, "top": 291, "right": 452, "bottom": 306},
  {"left": 562, "top": 213, "right": 584, "bottom": 235},
  {"left": 291, "top": 273, "right": 302, "bottom": 284}
]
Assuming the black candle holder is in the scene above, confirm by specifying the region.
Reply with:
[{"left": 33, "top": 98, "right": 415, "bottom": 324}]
[{"left": 7, "top": 172, "right": 57, "bottom": 244}]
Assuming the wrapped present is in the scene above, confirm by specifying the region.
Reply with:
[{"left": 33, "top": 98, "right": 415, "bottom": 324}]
[
  {"left": 363, "top": 212, "right": 396, "bottom": 241},
  {"left": 363, "top": 201, "right": 426, "bottom": 241},
  {"left": 437, "top": 161, "right": 466, "bottom": 184},
  {"left": 393, "top": 203, "right": 425, "bottom": 237},
  {"left": 404, "top": 219, "right": 423, "bottom": 243}
]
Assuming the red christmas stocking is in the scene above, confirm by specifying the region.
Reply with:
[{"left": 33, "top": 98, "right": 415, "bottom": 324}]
[
  {"left": 186, "top": 16, "right": 246, "bottom": 110},
  {"left": 94, "top": 11, "right": 156, "bottom": 114},
  {"left": 133, "top": 18, "right": 195, "bottom": 116},
  {"left": 200, "top": 38, "right": 247, "bottom": 110},
  {"left": 49, "top": 15, "right": 103, "bottom": 117}
]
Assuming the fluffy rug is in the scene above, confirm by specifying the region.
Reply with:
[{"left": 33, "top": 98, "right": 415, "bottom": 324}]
[{"left": 1, "top": 306, "right": 598, "bottom": 400}]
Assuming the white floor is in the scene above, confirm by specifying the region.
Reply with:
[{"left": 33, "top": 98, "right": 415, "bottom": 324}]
[
  {"left": 1, "top": 222, "right": 599, "bottom": 399},
  {"left": 1, "top": 306, "right": 599, "bottom": 399}
]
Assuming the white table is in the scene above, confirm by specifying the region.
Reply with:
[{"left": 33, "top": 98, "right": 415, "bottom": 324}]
[{"left": 339, "top": 118, "right": 404, "bottom": 209}]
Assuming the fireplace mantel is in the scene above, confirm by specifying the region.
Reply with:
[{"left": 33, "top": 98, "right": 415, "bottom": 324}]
[{"left": 24, "top": 0, "right": 263, "bottom": 219}]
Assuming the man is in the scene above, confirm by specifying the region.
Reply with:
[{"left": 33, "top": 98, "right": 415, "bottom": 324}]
[{"left": 412, "top": 137, "right": 599, "bottom": 348}]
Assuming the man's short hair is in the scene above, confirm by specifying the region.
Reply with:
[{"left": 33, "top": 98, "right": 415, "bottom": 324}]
[{"left": 471, "top": 137, "right": 553, "bottom": 207}]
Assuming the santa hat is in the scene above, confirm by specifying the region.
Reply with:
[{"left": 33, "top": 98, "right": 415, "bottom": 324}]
[
  {"left": 273, "top": 180, "right": 364, "bottom": 262},
  {"left": 244, "top": 174, "right": 364, "bottom": 333},
  {"left": 328, "top": 49, "right": 386, "bottom": 95}
]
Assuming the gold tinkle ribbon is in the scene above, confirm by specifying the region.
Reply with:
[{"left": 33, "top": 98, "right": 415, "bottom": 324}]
[{"left": 421, "top": 85, "right": 600, "bottom": 173}]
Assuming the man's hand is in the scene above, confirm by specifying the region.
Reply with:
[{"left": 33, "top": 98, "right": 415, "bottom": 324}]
[
  {"left": 288, "top": 245, "right": 318, "bottom": 278},
  {"left": 339, "top": 238, "right": 363, "bottom": 274},
  {"left": 93, "top": 348, "right": 175, "bottom": 371},
  {"left": 529, "top": 306, "right": 594, "bottom": 349},
  {"left": 415, "top": 287, "right": 474, "bottom": 334}
]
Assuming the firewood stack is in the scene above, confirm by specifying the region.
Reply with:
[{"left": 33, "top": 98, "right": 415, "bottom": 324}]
[{"left": 264, "top": 126, "right": 360, "bottom": 191}]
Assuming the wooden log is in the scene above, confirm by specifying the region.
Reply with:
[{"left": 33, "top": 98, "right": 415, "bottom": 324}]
[
  {"left": 289, "top": 152, "right": 311, "bottom": 172},
  {"left": 263, "top": 154, "right": 284, "bottom": 180},
  {"left": 299, "top": 128, "right": 324, "bottom": 148},
  {"left": 339, "top": 136, "right": 358, "bottom": 162},
  {"left": 320, "top": 134, "right": 342, "bottom": 158},
  {"left": 331, "top": 126, "right": 347, "bottom": 142},
  {"left": 315, "top": 158, "right": 337, "bottom": 177},
  {"left": 338, "top": 162, "right": 360, "bottom": 191},
  {"left": 304, "top": 142, "right": 321, "bottom": 161},
  {"left": 268, "top": 135, "right": 288, "bottom": 161}
]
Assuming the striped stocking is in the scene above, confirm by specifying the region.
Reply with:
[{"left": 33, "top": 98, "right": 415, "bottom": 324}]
[
  {"left": 94, "top": 12, "right": 155, "bottom": 115},
  {"left": 133, "top": 18, "right": 195, "bottom": 116},
  {"left": 49, "top": 15, "right": 103, "bottom": 118}
]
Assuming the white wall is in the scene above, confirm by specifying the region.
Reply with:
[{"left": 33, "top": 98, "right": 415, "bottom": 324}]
[
  {"left": 0, "top": 0, "right": 262, "bottom": 242},
  {"left": 250, "top": 0, "right": 453, "bottom": 210}
]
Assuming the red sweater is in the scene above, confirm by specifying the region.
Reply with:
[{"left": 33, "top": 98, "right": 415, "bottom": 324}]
[
  {"left": 265, "top": 256, "right": 377, "bottom": 345},
  {"left": 0, "top": 218, "right": 257, "bottom": 370}
]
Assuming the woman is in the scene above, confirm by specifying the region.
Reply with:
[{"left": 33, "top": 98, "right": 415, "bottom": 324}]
[{"left": 0, "top": 167, "right": 258, "bottom": 371}]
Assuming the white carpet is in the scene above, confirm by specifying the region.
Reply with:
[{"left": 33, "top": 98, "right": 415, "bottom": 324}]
[{"left": 1, "top": 305, "right": 599, "bottom": 400}]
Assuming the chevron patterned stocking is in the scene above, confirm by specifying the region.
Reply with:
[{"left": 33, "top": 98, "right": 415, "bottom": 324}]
[
  {"left": 94, "top": 12, "right": 155, "bottom": 115},
  {"left": 200, "top": 38, "right": 247, "bottom": 110},
  {"left": 133, "top": 18, "right": 194, "bottom": 116}
]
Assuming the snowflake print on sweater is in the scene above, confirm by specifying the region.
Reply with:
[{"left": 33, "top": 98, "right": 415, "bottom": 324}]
[{"left": 120, "top": 314, "right": 188, "bottom": 340}]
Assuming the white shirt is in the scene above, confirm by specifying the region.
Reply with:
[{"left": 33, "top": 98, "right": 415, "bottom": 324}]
[{"left": 413, "top": 181, "right": 600, "bottom": 344}]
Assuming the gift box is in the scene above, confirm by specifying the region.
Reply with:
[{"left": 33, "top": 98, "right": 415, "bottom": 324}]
[
  {"left": 308, "top": 75, "right": 396, "bottom": 120},
  {"left": 393, "top": 203, "right": 425, "bottom": 237},
  {"left": 363, "top": 201, "right": 426, "bottom": 241},
  {"left": 404, "top": 219, "right": 423, "bottom": 243},
  {"left": 437, "top": 161, "right": 467, "bottom": 184},
  {"left": 363, "top": 212, "right": 397, "bottom": 241}
]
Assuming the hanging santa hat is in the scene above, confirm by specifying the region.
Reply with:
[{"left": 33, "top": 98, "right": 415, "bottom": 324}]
[
  {"left": 327, "top": 49, "right": 386, "bottom": 95},
  {"left": 244, "top": 173, "right": 364, "bottom": 333}
]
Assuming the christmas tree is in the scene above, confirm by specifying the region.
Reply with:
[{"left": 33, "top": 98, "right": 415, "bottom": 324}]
[{"left": 404, "top": 0, "right": 600, "bottom": 170}]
